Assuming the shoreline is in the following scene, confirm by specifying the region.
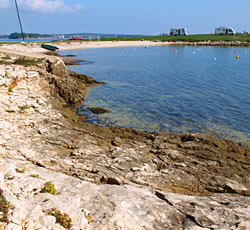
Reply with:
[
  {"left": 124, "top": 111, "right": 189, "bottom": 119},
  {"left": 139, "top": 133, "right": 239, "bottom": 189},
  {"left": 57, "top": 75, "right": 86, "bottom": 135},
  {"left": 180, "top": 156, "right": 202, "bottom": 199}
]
[
  {"left": 0, "top": 45, "right": 249, "bottom": 229},
  {"left": 1, "top": 40, "right": 250, "bottom": 55}
]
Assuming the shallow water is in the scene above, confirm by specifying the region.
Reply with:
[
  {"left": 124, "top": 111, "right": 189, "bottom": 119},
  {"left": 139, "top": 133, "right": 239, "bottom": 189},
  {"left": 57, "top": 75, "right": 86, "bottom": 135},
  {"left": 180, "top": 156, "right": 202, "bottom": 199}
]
[{"left": 59, "top": 46, "right": 250, "bottom": 148}]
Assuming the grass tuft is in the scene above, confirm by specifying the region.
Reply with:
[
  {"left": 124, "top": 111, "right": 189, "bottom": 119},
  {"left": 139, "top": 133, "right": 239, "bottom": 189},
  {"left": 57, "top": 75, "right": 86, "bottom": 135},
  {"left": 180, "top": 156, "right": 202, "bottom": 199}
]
[
  {"left": 15, "top": 168, "right": 26, "bottom": 173},
  {"left": 14, "top": 57, "right": 43, "bottom": 66},
  {"left": 0, "top": 189, "right": 10, "bottom": 223},
  {"left": 18, "top": 105, "right": 29, "bottom": 111},
  {"left": 0, "top": 60, "right": 12, "bottom": 65},
  {"left": 30, "top": 174, "right": 40, "bottom": 178},
  {"left": 47, "top": 209, "right": 72, "bottom": 229}
]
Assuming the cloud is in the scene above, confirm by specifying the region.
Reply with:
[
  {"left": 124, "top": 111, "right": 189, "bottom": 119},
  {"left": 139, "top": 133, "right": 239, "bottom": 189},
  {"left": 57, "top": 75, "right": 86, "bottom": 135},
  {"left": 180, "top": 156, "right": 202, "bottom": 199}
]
[
  {"left": 0, "top": 0, "right": 10, "bottom": 8},
  {"left": 18, "top": 0, "right": 83, "bottom": 13}
]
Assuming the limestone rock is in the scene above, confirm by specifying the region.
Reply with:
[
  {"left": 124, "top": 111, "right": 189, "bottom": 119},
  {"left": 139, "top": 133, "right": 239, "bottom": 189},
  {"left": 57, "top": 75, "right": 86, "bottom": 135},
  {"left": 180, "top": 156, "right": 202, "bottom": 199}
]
[{"left": 0, "top": 52, "right": 249, "bottom": 230}]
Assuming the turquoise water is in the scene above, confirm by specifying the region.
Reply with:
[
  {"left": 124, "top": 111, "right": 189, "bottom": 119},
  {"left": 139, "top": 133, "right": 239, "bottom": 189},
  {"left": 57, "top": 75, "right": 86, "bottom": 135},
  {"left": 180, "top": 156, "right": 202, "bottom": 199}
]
[{"left": 59, "top": 46, "right": 250, "bottom": 148}]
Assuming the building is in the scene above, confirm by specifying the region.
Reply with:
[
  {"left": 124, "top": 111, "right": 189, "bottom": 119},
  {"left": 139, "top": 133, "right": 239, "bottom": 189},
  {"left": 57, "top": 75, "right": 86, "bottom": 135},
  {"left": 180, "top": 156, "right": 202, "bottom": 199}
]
[
  {"left": 215, "top": 27, "right": 235, "bottom": 35},
  {"left": 169, "top": 28, "right": 188, "bottom": 36}
]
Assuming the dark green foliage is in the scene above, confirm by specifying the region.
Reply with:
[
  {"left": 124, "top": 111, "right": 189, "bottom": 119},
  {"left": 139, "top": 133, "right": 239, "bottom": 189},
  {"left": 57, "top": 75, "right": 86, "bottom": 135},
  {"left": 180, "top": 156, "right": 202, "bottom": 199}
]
[
  {"left": 40, "top": 182, "right": 57, "bottom": 195},
  {"left": 18, "top": 105, "right": 28, "bottom": 111},
  {"left": 9, "top": 32, "right": 51, "bottom": 39},
  {"left": 15, "top": 168, "right": 26, "bottom": 173},
  {"left": 0, "top": 60, "right": 12, "bottom": 65},
  {"left": 48, "top": 209, "right": 72, "bottom": 229},
  {"left": 30, "top": 174, "right": 40, "bottom": 178},
  {"left": 0, "top": 189, "right": 10, "bottom": 223}
]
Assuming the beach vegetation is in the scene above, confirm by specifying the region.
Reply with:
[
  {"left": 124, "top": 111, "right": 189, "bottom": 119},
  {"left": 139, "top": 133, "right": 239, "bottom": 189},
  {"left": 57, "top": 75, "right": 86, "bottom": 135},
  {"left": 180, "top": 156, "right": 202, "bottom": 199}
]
[
  {"left": 40, "top": 182, "right": 57, "bottom": 195},
  {"left": 0, "top": 60, "right": 12, "bottom": 65},
  {"left": 86, "top": 214, "right": 93, "bottom": 223},
  {"left": 0, "top": 42, "right": 18, "bottom": 45},
  {"left": 15, "top": 168, "right": 26, "bottom": 173},
  {"left": 8, "top": 87, "right": 13, "bottom": 92},
  {"left": 18, "top": 105, "right": 28, "bottom": 111},
  {"left": 14, "top": 57, "right": 43, "bottom": 66},
  {"left": 47, "top": 209, "right": 72, "bottom": 229},
  {"left": 0, "top": 188, "right": 10, "bottom": 223},
  {"left": 43, "top": 198, "right": 50, "bottom": 202},
  {"left": 2, "top": 55, "right": 11, "bottom": 60},
  {"left": 30, "top": 174, "right": 40, "bottom": 178},
  {"left": 99, "top": 33, "right": 250, "bottom": 43}
]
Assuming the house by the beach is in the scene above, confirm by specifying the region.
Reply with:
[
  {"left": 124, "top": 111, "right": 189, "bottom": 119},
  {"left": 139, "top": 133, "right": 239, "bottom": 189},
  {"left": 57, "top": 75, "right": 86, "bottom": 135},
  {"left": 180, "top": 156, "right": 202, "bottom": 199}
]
[
  {"left": 215, "top": 27, "right": 235, "bottom": 35},
  {"left": 169, "top": 28, "right": 188, "bottom": 36}
]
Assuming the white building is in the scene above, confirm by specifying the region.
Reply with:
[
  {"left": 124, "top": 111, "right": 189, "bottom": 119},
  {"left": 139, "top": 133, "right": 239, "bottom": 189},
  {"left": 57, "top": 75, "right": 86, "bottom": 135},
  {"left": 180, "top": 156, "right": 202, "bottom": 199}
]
[
  {"left": 215, "top": 27, "right": 235, "bottom": 35},
  {"left": 169, "top": 28, "right": 188, "bottom": 36}
]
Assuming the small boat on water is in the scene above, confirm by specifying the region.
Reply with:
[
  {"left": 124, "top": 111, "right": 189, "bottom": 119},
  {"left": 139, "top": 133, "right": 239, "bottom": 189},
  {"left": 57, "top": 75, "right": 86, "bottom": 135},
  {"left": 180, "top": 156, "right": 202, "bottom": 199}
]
[{"left": 41, "top": 44, "right": 59, "bottom": 51}]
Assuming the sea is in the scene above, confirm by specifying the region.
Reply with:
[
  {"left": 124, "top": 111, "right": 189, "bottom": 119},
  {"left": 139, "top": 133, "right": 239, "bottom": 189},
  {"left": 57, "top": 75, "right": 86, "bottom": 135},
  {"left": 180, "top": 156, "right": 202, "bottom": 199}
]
[
  {"left": 0, "top": 38, "right": 69, "bottom": 43},
  {"left": 59, "top": 46, "right": 250, "bottom": 148}
]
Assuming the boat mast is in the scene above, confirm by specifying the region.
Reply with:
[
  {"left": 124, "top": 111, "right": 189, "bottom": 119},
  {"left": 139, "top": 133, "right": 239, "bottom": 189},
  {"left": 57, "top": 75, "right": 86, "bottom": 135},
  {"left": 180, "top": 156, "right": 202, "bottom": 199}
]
[{"left": 14, "top": 0, "right": 25, "bottom": 42}]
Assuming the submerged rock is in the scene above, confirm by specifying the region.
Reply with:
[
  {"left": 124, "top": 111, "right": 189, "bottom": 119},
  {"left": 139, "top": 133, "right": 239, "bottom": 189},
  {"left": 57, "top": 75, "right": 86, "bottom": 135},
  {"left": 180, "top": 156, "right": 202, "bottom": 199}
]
[{"left": 87, "top": 107, "right": 110, "bottom": 114}]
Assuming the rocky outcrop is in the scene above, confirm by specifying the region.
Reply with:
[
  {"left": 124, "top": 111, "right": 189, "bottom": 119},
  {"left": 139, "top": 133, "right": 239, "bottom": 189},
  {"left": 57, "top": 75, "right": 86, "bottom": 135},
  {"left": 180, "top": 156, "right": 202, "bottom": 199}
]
[
  {"left": 45, "top": 58, "right": 68, "bottom": 78},
  {"left": 45, "top": 59, "right": 103, "bottom": 106},
  {"left": 0, "top": 53, "right": 249, "bottom": 230},
  {"left": 67, "top": 70, "right": 104, "bottom": 84}
]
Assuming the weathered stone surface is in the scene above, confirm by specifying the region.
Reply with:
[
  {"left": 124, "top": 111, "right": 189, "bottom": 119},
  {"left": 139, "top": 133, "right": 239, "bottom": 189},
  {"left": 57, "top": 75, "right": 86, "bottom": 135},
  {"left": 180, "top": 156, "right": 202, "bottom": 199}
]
[
  {"left": 45, "top": 58, "right": 68, "bottom": 78},
  {"left": 0, "top": 53, "right": 249, "bottom": 230},
  {"left": 67, "top": 69, "right": 101, "bottom": 84}
]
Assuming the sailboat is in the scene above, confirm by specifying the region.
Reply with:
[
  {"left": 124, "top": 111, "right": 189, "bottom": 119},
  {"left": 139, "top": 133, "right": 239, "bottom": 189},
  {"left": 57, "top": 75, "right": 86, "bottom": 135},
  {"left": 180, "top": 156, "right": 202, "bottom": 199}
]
[
  {"left": 15, "top": 0, "right": 59, "bottom": 51},
  {"left": 14, "top": 0, "right": 25, "bottom": 42}
]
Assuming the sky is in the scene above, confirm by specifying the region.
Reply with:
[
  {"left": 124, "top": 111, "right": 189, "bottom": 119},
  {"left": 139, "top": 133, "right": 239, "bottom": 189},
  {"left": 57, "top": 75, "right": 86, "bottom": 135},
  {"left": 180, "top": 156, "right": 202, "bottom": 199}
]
[{"left": 0, "top": 0, "right": 250, "bottom": 35}]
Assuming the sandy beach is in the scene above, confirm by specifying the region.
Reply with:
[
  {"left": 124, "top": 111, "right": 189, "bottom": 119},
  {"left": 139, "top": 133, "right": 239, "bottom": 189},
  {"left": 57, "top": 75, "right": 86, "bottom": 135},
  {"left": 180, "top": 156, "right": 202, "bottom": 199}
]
[
  {"left": 1, "top": 39, "right": 249, "bottom": 59},
  {"left": 0, "top": 40, "right": 168, "bottom": 56}
]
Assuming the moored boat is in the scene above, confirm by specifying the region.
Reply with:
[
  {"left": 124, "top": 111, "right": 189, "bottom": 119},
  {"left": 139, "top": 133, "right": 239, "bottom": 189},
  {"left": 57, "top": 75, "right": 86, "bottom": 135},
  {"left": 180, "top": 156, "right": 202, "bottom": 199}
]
[{"left": 41, "top": 44, "right": 59, "bottom": 51}]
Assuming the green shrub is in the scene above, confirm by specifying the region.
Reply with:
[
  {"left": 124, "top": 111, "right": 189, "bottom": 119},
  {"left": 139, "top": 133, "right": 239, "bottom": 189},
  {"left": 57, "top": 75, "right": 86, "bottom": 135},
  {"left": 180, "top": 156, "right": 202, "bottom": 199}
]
[
  {"left": 0, "top": 189, "right": 10, "bottom": 223},
  {"left": 0, "top": 60, "right": 12, "bottom": 65},
  {"left": 47, "top": 209, "right": 72, "bottom": 229},
  {"left": 18, "top": 105, "right": 28, "bottom": 111},
  {"left": 86, "top": 214, "right": 93, "bottom": 223},
  {"left": 15, "top": 168, "right": 26, "bottom": 173},
  {"left": 30, "top": 174, "right": 40, "bottom": 178},
  {"left": 40, "top": 182, "right": 57, "bottom": 195}
]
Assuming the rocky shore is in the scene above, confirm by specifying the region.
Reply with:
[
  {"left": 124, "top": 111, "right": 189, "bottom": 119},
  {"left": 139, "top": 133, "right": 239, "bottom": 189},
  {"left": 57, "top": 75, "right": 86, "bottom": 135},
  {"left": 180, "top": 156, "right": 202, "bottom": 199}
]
[{"left": 0, "top": 51, "right": 249, "bottom": 230}]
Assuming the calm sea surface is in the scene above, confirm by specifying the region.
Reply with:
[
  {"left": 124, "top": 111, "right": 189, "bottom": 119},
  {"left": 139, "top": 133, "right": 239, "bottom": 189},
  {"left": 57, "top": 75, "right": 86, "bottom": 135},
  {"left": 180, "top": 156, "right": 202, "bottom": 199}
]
[
  {"left": 0, "top": 38, "right": 69, "bottom": 42},
  {"left": 59, "top": 46, "right": 250, "bottom": 148}
]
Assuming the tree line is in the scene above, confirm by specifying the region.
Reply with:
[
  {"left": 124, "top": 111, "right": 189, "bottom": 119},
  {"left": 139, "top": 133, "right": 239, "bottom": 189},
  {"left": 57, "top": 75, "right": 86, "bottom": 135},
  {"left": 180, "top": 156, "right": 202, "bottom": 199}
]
[{"left": 9, "top": 32, "right": 51, "bottom": 39}]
